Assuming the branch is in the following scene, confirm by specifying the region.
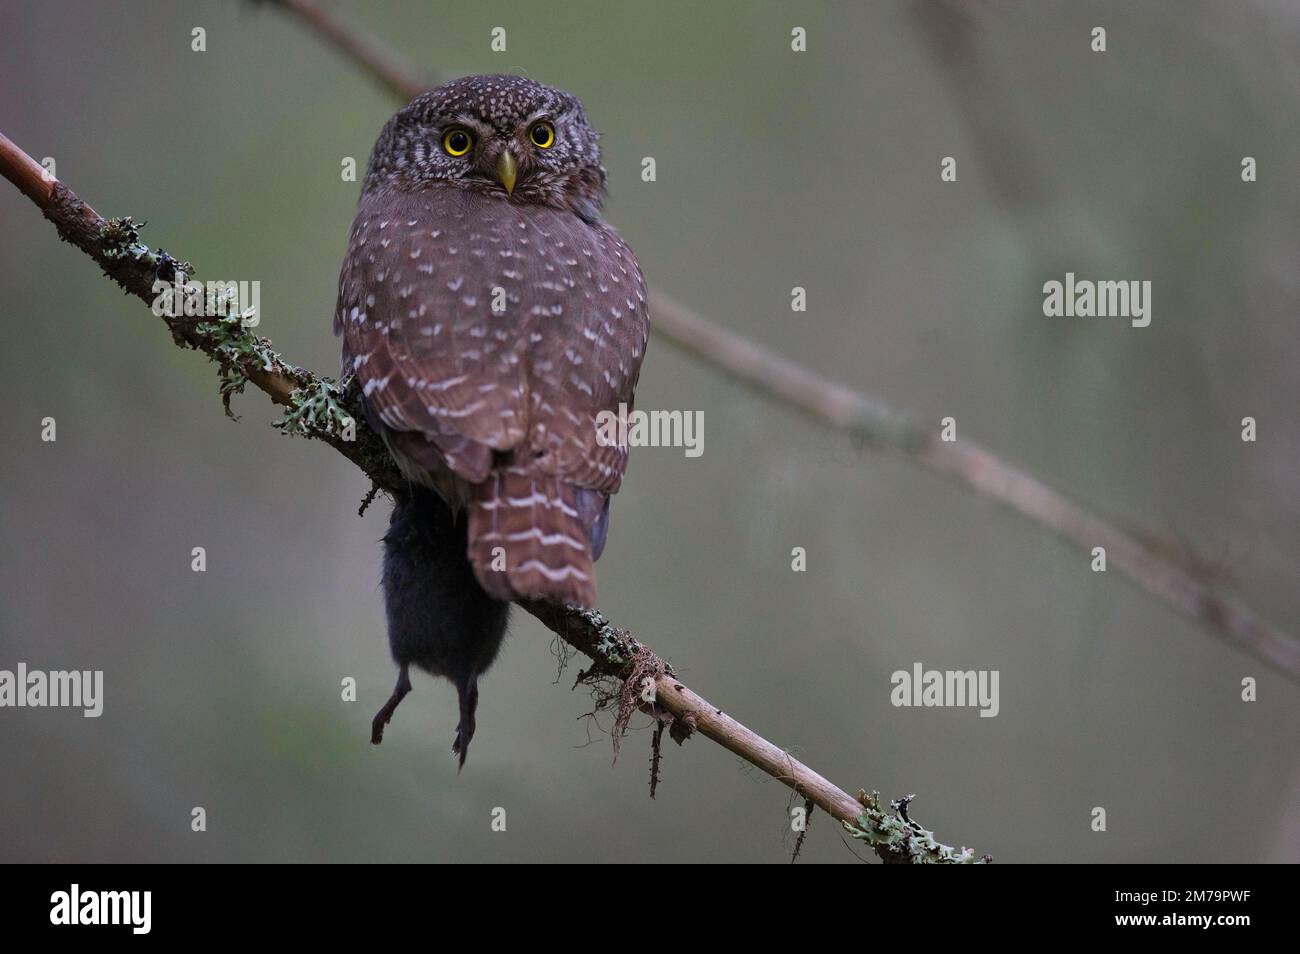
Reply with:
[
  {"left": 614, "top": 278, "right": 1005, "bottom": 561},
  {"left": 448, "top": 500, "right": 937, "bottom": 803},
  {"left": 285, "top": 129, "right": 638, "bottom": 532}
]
[
  {"left": 523, "top": 601, "right": 987, "bottom": 863},
  {"left": 649, "top": 296, "right": 1300, "bottom": 682},
  {"left": 1, "top": 131, "right": 983, "bottom": 862},
  {"left": 263, "top": 0, "right": 1300, "bottom": 685},
  {"left": 266, "top": 0, "right": 431, "bottom": 100}
]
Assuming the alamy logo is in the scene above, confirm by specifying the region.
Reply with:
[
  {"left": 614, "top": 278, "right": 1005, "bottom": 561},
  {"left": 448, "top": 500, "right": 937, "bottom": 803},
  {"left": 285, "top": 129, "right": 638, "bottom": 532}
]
[
  {"left": 0, "top": 663, "right": 103, "bottom": 717},
  {"left": 595, "top": 402, "right": 704, "bottom": 458},
  {"left": 1042, "top": 272, "right": 1151, "bottom": 327},
  {"left": 50, "top": 884, "right": 151, "bottom": 934},
  {"left": 891, "top": 663, "right": 999, "bottom": 718},
  {"left": 151, "top": 276, "right": 260, "bottom": 326}
]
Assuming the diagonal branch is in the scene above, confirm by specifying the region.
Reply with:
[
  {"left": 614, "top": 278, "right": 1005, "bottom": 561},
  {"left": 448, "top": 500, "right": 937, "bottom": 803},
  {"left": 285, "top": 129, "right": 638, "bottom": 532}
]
[
  {"left": 648, "top": 295, "right": 1300, "bottom": 682},
  {"left": 262, "top": 0, "right": 1300, "bottom": 684},
  {"left": 265, "top": 0, "right": 431, "bottom": 99},
  {"left": 1, "top": 130, "right": 984, "bottom": 862}
]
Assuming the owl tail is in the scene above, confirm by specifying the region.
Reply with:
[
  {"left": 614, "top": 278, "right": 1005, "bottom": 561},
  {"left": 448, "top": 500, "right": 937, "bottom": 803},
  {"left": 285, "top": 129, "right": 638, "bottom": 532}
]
[{"left": 467, "top": 469, "right": 599, "bottom": 609}]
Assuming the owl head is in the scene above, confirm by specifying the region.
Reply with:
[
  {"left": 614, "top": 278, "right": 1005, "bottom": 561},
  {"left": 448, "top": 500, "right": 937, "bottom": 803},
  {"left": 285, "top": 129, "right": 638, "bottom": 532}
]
[{"left": 364, "top": 74, "right": 608, "bottom": 222}]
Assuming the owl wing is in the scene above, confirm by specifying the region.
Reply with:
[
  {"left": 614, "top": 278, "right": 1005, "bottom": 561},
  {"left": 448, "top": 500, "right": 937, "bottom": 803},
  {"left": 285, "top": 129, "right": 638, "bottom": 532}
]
[
  {"left": 336, "top": 186, "right": 532, "bottom": 485},
  {"left": 336, "top": 185, "right": 650, "bottom": 606},
  {"left": 517, "top": 215, "right": 649, "bottom": 494}
]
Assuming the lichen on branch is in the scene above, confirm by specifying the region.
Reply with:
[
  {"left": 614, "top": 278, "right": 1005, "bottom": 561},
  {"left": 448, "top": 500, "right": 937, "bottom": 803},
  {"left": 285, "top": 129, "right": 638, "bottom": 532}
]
[
  {"left": 273, "top": 378, "right": 354, "bottom": 440},
  {"left": 845, "top": 791, "right": 992, "bottom": 864}
]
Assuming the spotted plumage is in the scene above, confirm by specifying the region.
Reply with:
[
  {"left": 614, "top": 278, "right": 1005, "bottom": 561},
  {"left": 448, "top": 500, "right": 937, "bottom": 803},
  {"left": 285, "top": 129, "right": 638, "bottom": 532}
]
[{"left": 337, "top": 75, "right": 649, "bottom": 764}]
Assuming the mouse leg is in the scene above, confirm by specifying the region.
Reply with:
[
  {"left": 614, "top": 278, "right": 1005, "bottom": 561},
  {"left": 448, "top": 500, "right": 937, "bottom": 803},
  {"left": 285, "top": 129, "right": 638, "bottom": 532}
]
[
  {"left": 451, "top": 676, "right": 479, "bottom": 770},
  {"left": 371, "top": 662, "right": 412, "bottom": 745}
]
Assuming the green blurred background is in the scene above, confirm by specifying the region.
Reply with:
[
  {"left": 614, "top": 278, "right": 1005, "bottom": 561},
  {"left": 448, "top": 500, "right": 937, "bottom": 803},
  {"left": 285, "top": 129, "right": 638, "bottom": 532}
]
[{"left": 2, "top": 0, "right": 1297, "bottom": 862}]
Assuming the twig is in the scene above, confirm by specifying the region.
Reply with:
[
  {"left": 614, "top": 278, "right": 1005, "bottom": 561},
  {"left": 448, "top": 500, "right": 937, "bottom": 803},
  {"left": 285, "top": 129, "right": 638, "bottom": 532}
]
[
  {"left": 1, "top": 129, "right": 981, "bottom": 862},
  {"left": 257, "top": 0, "right": 1300, "bottom": 684},
  {"left": 649, "top": 720, "right": 665, "bottom": 799},
  {"left": 791, "top": 796, "right": 815, "bottom": 863},
  {"left": 357, "top": 481, "right": 381, "bottom": 517},
  {"left": 650, "top": 295, "right": 1300, "bottom": 681},
  {"left": 263, "top": 0, "right": 432, "bottom": 100},
  {"left": 520, "top": 601, "right": 985, "bottom": 861}
]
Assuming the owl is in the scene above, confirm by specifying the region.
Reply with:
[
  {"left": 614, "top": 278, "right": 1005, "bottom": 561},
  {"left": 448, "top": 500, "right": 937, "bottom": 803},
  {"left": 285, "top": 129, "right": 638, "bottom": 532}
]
[{"left": 335, "top": 75, "right": 649, "bottom": 765}]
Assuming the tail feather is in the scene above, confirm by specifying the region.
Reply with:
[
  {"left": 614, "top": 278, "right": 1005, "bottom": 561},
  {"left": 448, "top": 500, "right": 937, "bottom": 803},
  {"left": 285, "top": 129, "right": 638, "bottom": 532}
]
[{"left": 467, "top": 469, "right": 598, "bottom": 607}]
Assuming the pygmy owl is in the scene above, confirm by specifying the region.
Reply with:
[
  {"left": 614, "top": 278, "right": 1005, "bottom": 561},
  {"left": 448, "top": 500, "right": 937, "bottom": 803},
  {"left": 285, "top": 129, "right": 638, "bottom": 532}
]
[{"left": 335, "top": 75, "right": 650, "bottom": 765}]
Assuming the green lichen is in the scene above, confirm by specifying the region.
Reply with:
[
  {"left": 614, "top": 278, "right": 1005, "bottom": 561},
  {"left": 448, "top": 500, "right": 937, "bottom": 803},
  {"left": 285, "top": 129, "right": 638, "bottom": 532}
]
[
  {"left": 193, "top": 314, "right": 280, "bottom": 371},
  {"left": 188, "top": 311, "right": 303, "bottom": 420},
  {"left": 594, "top": 629, "right": 629, "bottom": 667},
  {"left": 101, "top": 216, "right": 193, "bottom": 276},
  {"left": 578, "top": 608, "right": 674, "bottom": 678},
  {"left": 217, "top": 363, "right": 249, "bottom": 420},
  {"left": 844, "top": 791, "right": 992, "bottom": 864},
  {"left": 94, "top": 215, "right": 405, "bottom": 488},
  {"left": 99, "top": 216, "right": 294, "bottom": 420},
  {"left": 100, "top": 216, "right": 148, "bottom": 261},
  {"left": 273, "top": 378, "right": 355, "bottom": 441},
  {"left": 570, "top": 608, "right": 627, "bottom": 665}
]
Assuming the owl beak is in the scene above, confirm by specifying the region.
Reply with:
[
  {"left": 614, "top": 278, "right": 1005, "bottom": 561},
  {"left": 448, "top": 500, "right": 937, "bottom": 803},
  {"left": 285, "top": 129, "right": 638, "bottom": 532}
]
[{"left": 495, "top": 149, "right": 518, "bottom": 195}]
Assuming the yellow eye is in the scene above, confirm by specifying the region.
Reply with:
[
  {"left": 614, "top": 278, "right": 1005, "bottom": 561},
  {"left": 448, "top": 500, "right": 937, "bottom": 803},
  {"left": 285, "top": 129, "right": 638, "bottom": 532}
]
[
  {"left": 529, "top": 122, "right": 555, "bottom": 149},
  {"left": 442, "top": 128, "right": 473, "bottom": 157}
]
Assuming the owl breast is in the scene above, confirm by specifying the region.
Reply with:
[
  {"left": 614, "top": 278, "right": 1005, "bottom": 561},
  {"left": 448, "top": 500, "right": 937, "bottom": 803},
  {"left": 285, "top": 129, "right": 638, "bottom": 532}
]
[{"left": 336, "top": 184, "right": 649, "bottom": 606}]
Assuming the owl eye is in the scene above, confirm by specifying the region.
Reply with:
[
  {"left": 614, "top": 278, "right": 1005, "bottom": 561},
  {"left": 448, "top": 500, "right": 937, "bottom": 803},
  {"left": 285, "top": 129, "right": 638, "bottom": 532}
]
[
  {"left": 442, "top": 128, "right": 473, "bottom": 157},
  {"left": 528, "top": 121, "right": 555, "bottom": 149}
]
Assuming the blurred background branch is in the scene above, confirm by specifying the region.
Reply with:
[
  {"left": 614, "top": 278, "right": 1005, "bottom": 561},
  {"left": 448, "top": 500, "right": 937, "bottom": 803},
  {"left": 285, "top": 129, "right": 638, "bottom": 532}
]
[
  {"left": 265, "top": 0, "right": 430, "bottom": 99},
  {"left": 262, "top": 0, "right": 1300, "bottom": 682}
]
